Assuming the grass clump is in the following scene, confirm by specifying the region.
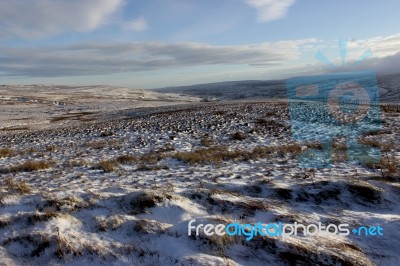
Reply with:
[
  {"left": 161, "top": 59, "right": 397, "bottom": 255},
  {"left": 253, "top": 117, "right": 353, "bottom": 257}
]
[
  {"left": 28, "top": 211, "right": 60, "bottom": 224},
  {"left": 365, "top": 155, "right": 398, "bottom": 178},
  {"left": 46, "top": 145, "right": 57, "bottom": 152},
  {"left": 116, "top": 154, "right": 138, "bottom": 164},
  {"left": 251, "top": 143, "right": 302, "bottom": 158},
  {"left": 20, "top": 161, "right": 52, "bottom": 172},
  {"left": 136, "top": 165, "right": 168, "bottom": 171},
  {"left": 96, "top": 160, "right": 118, "bottom": 172},
  {"left": 359, "top": 138, "right": 395, "bottom": 152},
  {"left": 96, "top": 215, "right": 124, "bottom": 231},
  {"left": 200, "top": 136, "right": 214, "bottom": 147},
  {"left": 0, "top": 148, "right": 14, "bottom": 158},
  {"left": 381, "top": 105, "right": 400, "bottom": 113},
  {"left": 5, "top": 177, "right": 33, "bottom": 194},
  {"left": 127, "top": 192, "right": 172, "bottom": 214},
  {"left": 175, "top": 147, "right": 245, "bottom": 165},
  {"left": 0, "top": 160, "right": 52, "bottom": 174},
  {"left": 85, "top": 140, "right": 118, "bottom": 150},
  {"left": 175, "top": 143, "right": 303, "bottom": 165},
  {"left": 232, "top": 131, "right": 247, "bottom": 141},
  {"left": 100, "top": 131, "right": 114, "bottom": 137}
]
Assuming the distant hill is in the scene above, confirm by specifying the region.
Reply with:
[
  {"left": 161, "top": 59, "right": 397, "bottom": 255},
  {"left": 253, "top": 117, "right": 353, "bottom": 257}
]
[{"left": 152, "top": 73, "right": 400, "bottom": 103}]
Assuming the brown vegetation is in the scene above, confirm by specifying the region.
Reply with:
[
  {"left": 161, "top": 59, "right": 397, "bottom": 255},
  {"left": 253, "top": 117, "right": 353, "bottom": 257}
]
[
  {"left": 5, "top": 177, "right": 33, "bottom": 194},
  {"left": 0, "top": 160, "right": 52, "bottom": 174},
  {"left": 96, "top": 160, "right": 118, "bottom": 172},
  {"left": 0, "top": 148, "right": 13, "bottom": 158}
]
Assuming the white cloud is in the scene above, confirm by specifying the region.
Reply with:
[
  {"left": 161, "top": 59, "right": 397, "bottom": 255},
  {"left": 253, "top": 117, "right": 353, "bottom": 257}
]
[
  {"left": 0, "top": 0, "right": 124, "bottom": 39},
  {"left": 348, "top": 34, "right": 400, "bottom": 58},
  {"left": 307, "top": 34, "right": 400, "bottom": 75},
  {"left": 245, "top": 0, "right": 296, "bottom": 22},
  {"left": 123, "top": 17, "right": 148, "bottom": 32},
  {"left": 0, "top": 39, "right": 316, "bottom": 77}
]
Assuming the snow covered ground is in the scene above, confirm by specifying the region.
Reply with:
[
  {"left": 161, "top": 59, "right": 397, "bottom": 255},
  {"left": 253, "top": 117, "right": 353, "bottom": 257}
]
[
  {"left": 0, "top": 85, "right": 200, "bottom": 131},
  {"left": 0, "top": 97, "right": 399, "bottom": 265}
]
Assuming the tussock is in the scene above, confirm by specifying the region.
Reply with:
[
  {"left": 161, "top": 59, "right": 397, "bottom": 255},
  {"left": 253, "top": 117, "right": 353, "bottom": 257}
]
[
  {"left": 0, "top": 160, "right": 52, "bottom": 174},
  {"left": 124, "top": 191, "right": 172, "bottom": 214},
  {"left": 5, "top": 177, "right": 33, "bottom": 194},
  {"left": 96, "top": 160, "right": 118, "bottom": 172},
  {"left": 0, "top": 148, "right": 14, "bottom": 158}
]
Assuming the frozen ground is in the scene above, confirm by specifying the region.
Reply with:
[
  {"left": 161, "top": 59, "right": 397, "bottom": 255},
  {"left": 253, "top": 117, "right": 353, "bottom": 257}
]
[{"left": 0, "top": 95, "right": 399, "bottom": 265}]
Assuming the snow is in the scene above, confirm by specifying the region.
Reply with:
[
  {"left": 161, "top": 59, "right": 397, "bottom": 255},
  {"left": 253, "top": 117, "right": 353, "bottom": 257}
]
[{"left": 0, "top": 89, "right": 399, "bottom": 265}]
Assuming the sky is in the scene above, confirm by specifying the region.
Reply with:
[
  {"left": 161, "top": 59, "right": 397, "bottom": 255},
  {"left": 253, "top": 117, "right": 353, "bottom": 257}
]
[{"left": 0, "top": 0, "right": 399, "bottom": 89}]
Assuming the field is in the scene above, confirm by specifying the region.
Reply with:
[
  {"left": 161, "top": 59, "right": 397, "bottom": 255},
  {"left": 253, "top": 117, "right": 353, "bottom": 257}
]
[{"left": 0, "top": 86, "right": 399, "bottom": 265}]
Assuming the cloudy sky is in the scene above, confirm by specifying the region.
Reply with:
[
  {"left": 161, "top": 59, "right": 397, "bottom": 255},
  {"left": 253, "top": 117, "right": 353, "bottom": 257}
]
[{"left": 0, "top": 0, "right": 399, "bottom": 88}]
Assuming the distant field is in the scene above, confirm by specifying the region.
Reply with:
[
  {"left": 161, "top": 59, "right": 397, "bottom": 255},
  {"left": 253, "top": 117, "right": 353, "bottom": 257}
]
[{"left": 153, "top": 73, "right": 400, "bottom": 104}]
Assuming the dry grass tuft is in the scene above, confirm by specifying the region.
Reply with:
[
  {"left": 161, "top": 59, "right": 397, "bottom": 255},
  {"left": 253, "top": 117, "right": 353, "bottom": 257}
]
[
  {"left": 28, "top": 211, "right": 60, "bottom": 224},
  {"left": 200, "top": 136, "right": 214, "bottom": 147},
  {"left": 46, "top": 145, "right": 57, "bottom": 152},
  {"left": 365, "top": 155, "right": 398, "bottom": 178},
  {"left": 1, "top": 160, "right": 53, "bottom": 174},
  {"left": 5, "top": 177, "right": 33, "bottom": 194},
  {"left": 134, "top": 219, "right": 168, "bottom": 234},
  {"left": 175, "top": 147, "right": 245, "bottom": 164},
  {"left": 96, "top": 160, "right": 118, "bottom": 172},
  {"left": 0, "top": 148, "right": 14, "bottom": 158},
  {"left": 175, "top": 143, "right": 303, "bottom": 165},
  {"left": 100, "top": 131, "right": 114, "bottom": 137},
  {"left": 141, "top": 152, "right": 166, "bottom": 164},
  {"left": 127, "top": 192, "right": 172, "bottom": 214},
  {"left": 86, "top": 140, "right": 118, "bottom": 150},
  {"left": 96, "top": 215, "right": 124, "bottom": 232},
  {"left": 55, "top": 229, "right": 83, "bottom": 259},
  {"left": 251, "top": 143, "right": 302, "bottom": 158},
  {"left": 189, "top": 217, "right": 241, "bottom": 257},
  {"left": 20, "top": 160, "right": 52, "bottom": 172},
  {"left": 381, "top": 104, "right": 400, "bottom": 113},
  {"left": 116, "top": 154, "right": 138, "bottom": 164},
  {"left": 136, "top": 164, "right": 168, "bottom": 171},
  {"left": 214, "top": 110, "right": 227, "bottom": 115},
  {"left": 359, "top": 138, "right": 396, "bottom": 152},
  {"left": 232, "top": 131, "right": 247, "bottom": 141}
]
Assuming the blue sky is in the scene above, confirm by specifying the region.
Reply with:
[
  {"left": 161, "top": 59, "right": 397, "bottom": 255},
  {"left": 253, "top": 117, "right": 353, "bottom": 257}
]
[{"left": 0, "top": 0, "right": 399, "bottom": 88}]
